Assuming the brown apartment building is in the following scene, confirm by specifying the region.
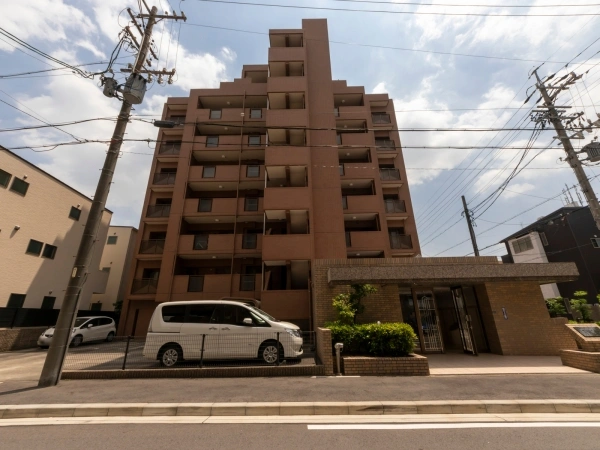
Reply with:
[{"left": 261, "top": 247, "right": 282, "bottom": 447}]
[{"left": 119, "top": 19, "right": 420, "bottom": 336}]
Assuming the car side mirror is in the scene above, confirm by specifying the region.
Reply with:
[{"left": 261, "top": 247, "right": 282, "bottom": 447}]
[
  {"left": 243, "top": 318, "right": 253, "bottom": 325},
  {"left": 87, "top": 323, "right": 93, "bottom": 328}
]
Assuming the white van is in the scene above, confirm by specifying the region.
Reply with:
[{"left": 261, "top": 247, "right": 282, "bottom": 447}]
[{"left": 143, "top": 300, "right": 303, "bottom": 367}]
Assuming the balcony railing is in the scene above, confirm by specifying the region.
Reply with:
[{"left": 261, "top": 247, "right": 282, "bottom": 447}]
[
  {"left": 379, "top": 168, "right": 401, "bottom": 181},
  {"left": 139, "top": 239, "right": 165, "bottom": 254},
  {"left": 131, "top": 278, "right": 158, "bottom": 295},
  {"left": 153, "top": 172, "right": 176, "bottom": 185},
  {"left": 242, "top": 234, "right": 258, "bottom": 249},
  {"left": 390, "top": 234, "right": 413, "bottom": 249},
  {"left": 146, "top": 204, "right": 171, "bottom": 218},
  {"left": 372, "top": 113, "right": 391, "bottom": 124},
  {"left": 375, "top": 139, "right": 395, "bottom": 149},
  {"left": 158, "top": 143, "right": 181, "bottom": 155},
  {"left": 345, "top": 231, "right": 352, "bottom": 248},
  {"left": 188, "top": 275, "right": 205, "bottom": 292},
  {"left": 168, "top": 116, "right": 186, "bottom": 125},
  {"left": 193, "top": 235, "right": 209, "bottom": 250},
  {"left": 384, "top": 199, "right": 406, "bottom": 213},
  {"left": 240, "top": 274, "right": 256, "bottom": 291}
]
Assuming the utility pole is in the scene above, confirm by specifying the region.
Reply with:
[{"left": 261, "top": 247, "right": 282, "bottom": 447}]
[
  {"left": 533, "top": 70, "right": 600, "bottom": 231},
  {"left": 461, "top": 195, "right": 479, "bottom": 257},
  {"left": 39, "top": 3, "right": 185, "bottom": 387}
]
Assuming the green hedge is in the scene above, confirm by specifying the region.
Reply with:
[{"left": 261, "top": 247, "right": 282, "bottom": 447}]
[{"left": 326, "top": 322, "right": 416, "bottom": 357}]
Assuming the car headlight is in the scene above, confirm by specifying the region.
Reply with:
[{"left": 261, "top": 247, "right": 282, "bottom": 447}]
[{"left": 285, "top": 328, "right": 302, "bottom": 338}]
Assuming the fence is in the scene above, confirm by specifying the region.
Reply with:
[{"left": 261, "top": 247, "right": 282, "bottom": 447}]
[
  {"left": 0, "top": 307, "right": 120, "bottom": 329},
  {"left": 63, "top": 331, "right": 316, "bottom": 371}
]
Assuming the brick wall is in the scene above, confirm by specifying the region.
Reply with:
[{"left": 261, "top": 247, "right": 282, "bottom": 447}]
[
  {"left": 316, "top": 327, "right": 334, "bottom": 375},
  {"left": 564, "top": 325, "right": 600, "bottom": 352},
  {"left": 342, "top": 355, "right": 429, "bottom": 376},
  {"left": 0, "top": 327, "right": 46, "bottom": 352},
  {"left": 560, "top": 350, "right": 600, "bottom": 373},
  {"left": 479, "top": 282, "right": 577, "bottom": 356}
]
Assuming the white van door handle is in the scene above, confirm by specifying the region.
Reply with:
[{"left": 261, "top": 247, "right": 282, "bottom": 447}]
[
  {"left": 221, "top": 327, "right": 230, "bottom": 331},
  {"left": 209, "top": 327, "right": 218, "bottom": 331}
]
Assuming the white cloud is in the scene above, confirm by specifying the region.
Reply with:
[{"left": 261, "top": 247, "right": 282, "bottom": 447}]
[
  {"left": 220, "top": 47, "right": 237, "bottom": 62},
  {"left": 503, "top": 183, "right": 535, "bottom": 199},
  {"left": 372, "top": 82, "right": 387, "bottom": 94}
]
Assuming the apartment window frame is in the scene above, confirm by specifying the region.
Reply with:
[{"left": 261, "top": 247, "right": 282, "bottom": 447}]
[
  {"left": 198, "top": 198, "right": 213, "bottom": 212},
  {"left": 246, "top": 165, "right": 260, "bottom": 178},
  {"left": 42, "top": 244, "right": 57, "bottom": 260},
  {"left": 69, "top": 206, "right": 82, "bottom": 221},
  {"left": 512, "top": 236, "right": 534, "bottom": 254},
  {"left": 206, "top": 136, "right": 219, "bottom": 147},
  {"left": 10, "top": 177, "right": 29, "bottom": 196},
  {"left": 41, "top": 296, "right": 56, "bottom": 310},
  {"left": 107, "top": 236, "right": 118, "bottom": 245},
  {"left": 250, "top": 108, "right": 262, "bottom": 119},
  {"left": 0, "top": 168, "right": 11, "bottom": 188},
  {"left": 244, "top": 197, "right": 259, "bottom": 211},
  {"left": 202, "top": 166, "right": 216, "bottom": 178},
  {"left": 26, "top": 239, "right": 44, "bottom": 256},
  {"left": 242, "top": 233, "right": 258, "bottom": 249},
  {"left": 248, "top": 135, "right": 262, "bottom": 146},
  {"left": 7, "top": 294, "right": 26, "bottom": 309},
  {"left": 209, "top": 109, "right": 222, "bottom": 119},
  {"left": 592, "top": 237, "right": 600, "bottom": 249},
  {"left": 193, "top": 234, "right": 209, "bottom": 250}
]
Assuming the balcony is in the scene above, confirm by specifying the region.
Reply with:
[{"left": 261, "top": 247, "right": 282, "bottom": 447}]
[
  {"left": 268, "top": 46, "right": 305, "bottom": 63},
  {"left": 188, "top": 165, "right": 238, "bottom": 185},
  {"left": 379, "top": 168, "right": 402, "bottom": 186},
  {"left": 264, "top": 186, "right": 310, "bottom": 210},
  {"left": 139, "top": 239, "right": 165, "bottom": 255},
  {"left": 195, "top": 108, "right": 267, "bottom": 123},
  {"left": 344, "top": 195, "right": 378, "bottom": 213},
  {"left": 371, "top": 113, "right": 392, "bottom": 125},
  {"left": 267, "top": 76, "right": 306, "bottom": 93},
  {"left": 172, "top": 274, "right": 231, "bottom": 297},
  {"left": 262, "top": 234, "right": 312, "bottom": 260},
  {"left": 374, "top": 138, "right": 397, "bottom": 151},
  {"left": 152, "top": 172, "right": 176, "bottom": 191},
  {"left": 384, "top": 199, "right": 407, "bottom": 214},
  {"left": 183, "top": 198, "right": 237, "bottom": 217},
  {"left": 265, "top": 146, "right": 309, "bottom": 166},
  {"left": 336, "top": 105, "right": 367, "bottom": 120},
  {"left": 338, "top": 133, "right": 372, "bottom": 147},
  {"left": 235, "top": 233, "right": 263, "bottom": 254},
  {"left": 178, "top": 234, "right": 235, "bottom": 255},
  {"left": 390, "top": 234, "right": 413, "bottom": 250},
  {"left": 341, "top": 163, "right": 377, "bottom": 179},
  {"left": 266, "top": 108, "right": 307, "bottom": 128},
  {"left": 260, "top": 290, "right": 310, "bottom": 321},
  {"left": 131, "top": 278, "right": 158, "bottom": 295},
  {"left": 345, "top": 231, "right": 387, "bottom": 250},
  {"left": 158, "top": 142, "right": 181, "bottom": 157},
  {"left": 146, "top": 204, "right": 171, "bottom": 219}
]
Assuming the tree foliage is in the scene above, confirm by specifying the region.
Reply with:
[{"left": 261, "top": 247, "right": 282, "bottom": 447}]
[
  {"left": 331, "top": 284, "right": 377, "bottom": 325},
  {"left": 545, "top": 297, "right": 567, "bottom": 317}
]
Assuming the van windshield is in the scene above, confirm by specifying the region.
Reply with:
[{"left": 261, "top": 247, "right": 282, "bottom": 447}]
[{"left": 247, "top": 305, "right": 279, "bottom": 322}]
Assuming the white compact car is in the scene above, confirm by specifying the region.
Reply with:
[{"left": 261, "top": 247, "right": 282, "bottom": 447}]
[
  {"left": 143, "top": 300, "right": 303, "bottom": 367},
  {"left": 37, "top": 316, "right": 116, "bottom": 348}
]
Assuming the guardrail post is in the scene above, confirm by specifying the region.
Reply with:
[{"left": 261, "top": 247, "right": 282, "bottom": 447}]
[
  {"left": 276, "top": 332, "right": 280, "bottom": 367},
  {"left": 122, "top": 336, "right": 132, "bottom": 370},
  {"left": 199, "top": 334, "right": 205, "bottom": 368}
]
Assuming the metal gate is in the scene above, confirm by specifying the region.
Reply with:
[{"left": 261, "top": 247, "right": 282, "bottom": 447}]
[
  {"left": 451, "top": 287, "right": 477, "bottom": 355},
  {"left": 416, "top": 291, "right": 443, "bottom": 352}
]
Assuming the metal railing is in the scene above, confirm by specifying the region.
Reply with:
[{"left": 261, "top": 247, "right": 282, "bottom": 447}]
[
  {"left": 389, "top": 234, "right": 412, "bottom": 249},
  {"left": 372, "top": 113, "right": 391, "bottom": 124},
  {"left": 384, "top": 199, "right": 406, "bottom": 213},
  {"left": 375, "top": 139, "right": 395, "bottom": 149},
  {"left": 168, "top": 117, "right": 186, "bottom": 126},
  {"left": 62, "top": 331, "right": 316, "bottom": 371},
  {"left": 379, "top": 168, "right": 401, "bottom": 181},
  {"left": 188, "top": 275, "right": 205, "bottom": 292},
  {"left": 131, "top": 278, "right": 158, "bottom": 295},
  {"left": 146, "top": 204, "right": 171, "bottom": 218},
  {"left": 158, "top": 143, "right": 181, "bottom": 155},
  {"left": 153, "top": 172, "right": 177, "bottom": 185},
  {"left": 140, "top": 239, "right": 165, "bottom": 254}
]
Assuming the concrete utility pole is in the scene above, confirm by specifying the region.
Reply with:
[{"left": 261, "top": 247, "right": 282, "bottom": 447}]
[
  {"left": 38, "top": 4, "right": 184, "bottom": 387},
  {"left": 533, "top": 70, "right": 600, "bottom": 231},
  {"left": 461, "top": 195, "right": 479, "bottom": 257}
]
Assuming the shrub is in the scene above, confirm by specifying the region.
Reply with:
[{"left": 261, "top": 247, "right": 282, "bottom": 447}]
[
  {"left": 326, "top": 322, "right": 416, "bottom": 357},
  {"left": 545, "top": 297, "right": 567, "bottom": 317},
  {"left": 331, "top": 284, "right": 377, "bottom": 325}
]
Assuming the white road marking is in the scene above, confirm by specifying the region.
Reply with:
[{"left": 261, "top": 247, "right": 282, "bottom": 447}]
[{"left": 308, "top": 422, "right": 600, "bottom": 430}]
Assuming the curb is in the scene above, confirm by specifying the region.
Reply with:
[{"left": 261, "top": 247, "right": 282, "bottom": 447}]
[{"left": 1, "top": 400, "right": 600, "bottom": 419}]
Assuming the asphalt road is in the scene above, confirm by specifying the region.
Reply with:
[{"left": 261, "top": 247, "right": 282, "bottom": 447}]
[{"left": 1, "top": 423, "right": 600, "bottom": 450}]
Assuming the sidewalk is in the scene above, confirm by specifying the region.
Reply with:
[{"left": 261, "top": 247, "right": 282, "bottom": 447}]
[{"left": 1, "top": 373, "right": 599, "bottom": 405}]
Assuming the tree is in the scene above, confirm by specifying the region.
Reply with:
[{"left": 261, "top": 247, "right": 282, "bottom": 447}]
[
  {"left": 545, "top": 297, "right": 567, "bottom": 317},
  {"left": 332, "top": 284, "right": 377, "bottom": 325},
  {"left": 570, "top": 291, "right": 592, "bottom": 322}
]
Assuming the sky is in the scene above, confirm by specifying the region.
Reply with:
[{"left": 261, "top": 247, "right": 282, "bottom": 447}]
[{"left": 2, "top": 0, "right": 600, "bottom": 258}]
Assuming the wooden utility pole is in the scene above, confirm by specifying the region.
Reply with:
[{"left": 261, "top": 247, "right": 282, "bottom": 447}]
[
  {"left": 38, "top": 4, "right": 185, "bottom": 387},
  {"left": 462, "top": 195, "right": 479, "bottom": 257}
]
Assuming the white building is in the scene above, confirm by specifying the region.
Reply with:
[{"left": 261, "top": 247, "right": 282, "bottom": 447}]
[
  {"left": 90, "top": 226, "right": 138, "bottom": 311},
  {"left": 0, "top": 146, "right": 111, "bottom": 310}
]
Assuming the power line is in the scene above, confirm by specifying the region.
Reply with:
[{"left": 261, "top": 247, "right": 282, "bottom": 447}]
[
  {"left": 334, "top": 0, "right": 600, "bottom": 7},
  {"left": 193, "top": 0, "right": 600, "bottom": 17}
]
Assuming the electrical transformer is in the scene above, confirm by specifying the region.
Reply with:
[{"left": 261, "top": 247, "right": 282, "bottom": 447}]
[
  {"left": 582, "top": 142, "right": 600, "bottom": 163},
  {"left": 121, "top": 74, "right": 147, "bottom": 104},
  {"left": 102, "top": 78, "right": 119, "bottom": 98}
]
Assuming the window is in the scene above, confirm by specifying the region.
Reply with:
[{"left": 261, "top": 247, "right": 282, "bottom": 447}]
[
  {"left": 7, "top": 294, "right": 26, "bottom": 308},
  {"left": 213, "top": 304, "right": 252, "bottom": 325},
  {"left": 202, "top": 166, "right": 216, "bottom": 178},
  {"left": 540, "top": 232, "right": 549, "bottom": 246},
  {"left": 0, "top": 168, "right": 11, "bottom": 188},
  {"left": 107, "top": 236, "right": 118, "bottom": 245},
  {"left": 194, "top": 234, "right": 209, "bottom": 250},
  {"left": 10, "top": 178, "right": 29, "bottom": 196},
  {"left": 245, "top": 197, "right": 259, "bottom": 211},
  {"left": 187, "top": 304, "right": 216, "bottom": 323},
  {"left": 41, "top": 296, "right": 56, "bottom": 310},
  {"left": 250, "top": 108, "right": 262, "bottom": 119},
  {"left": 100, "top": 318, "right": 113, "bottom": 325},
  {"left": 210, "top": 109, "right": 222, "bottom": 119},
  {"left": 512, "top": 236, "right": 534, "bottom": 254},
  {"left": 246, "top": 165, "right": 260, "bottom": 178},
  {"left": 42, "top": 244, "right": 57, "bottom": 259},
  {"left": 206, "top": 136, "right": 219, "bottom": 147},
  {"left": 592, "top": 237, "right": 600, "bottom": 249},
  {"left": 188, "top": 275, "right": 204, "bottom": 292},
  {"left": 26, "top": 239, "right": 43, "bottom": 256},
  {"left": 199, "top": 198, "right": 213, "bottom": 212},
  {"left": 69, "top": 206, "right": 81, "bottom": 221},
  {"left": 240, "top": 274, "right": 256, "bottom": 291},
  {"left": 90, "top": 303, "right": 102, "bottom": 311},
  {"left": 242, "top": 233, "right": 258, "bottom": 249},
  {"left": 162, "top": 305, "right": 186, "bottom": 323},
  {"left": 248, "top": 135, "right": 261, "bottom": 146}
]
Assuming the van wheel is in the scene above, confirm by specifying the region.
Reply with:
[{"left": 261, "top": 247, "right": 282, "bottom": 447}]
[
  {"left": 71, "top": 335, "right": 83, "bottom": 347},
  {"left": 159, "top": 345, "right": 182, "bottom": 367},
  {"left": 259, "top": 341, "right": 283, "bottom": 365},
  {"left": 106, "top": 332, "right": 115, "bottom": 342}
]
